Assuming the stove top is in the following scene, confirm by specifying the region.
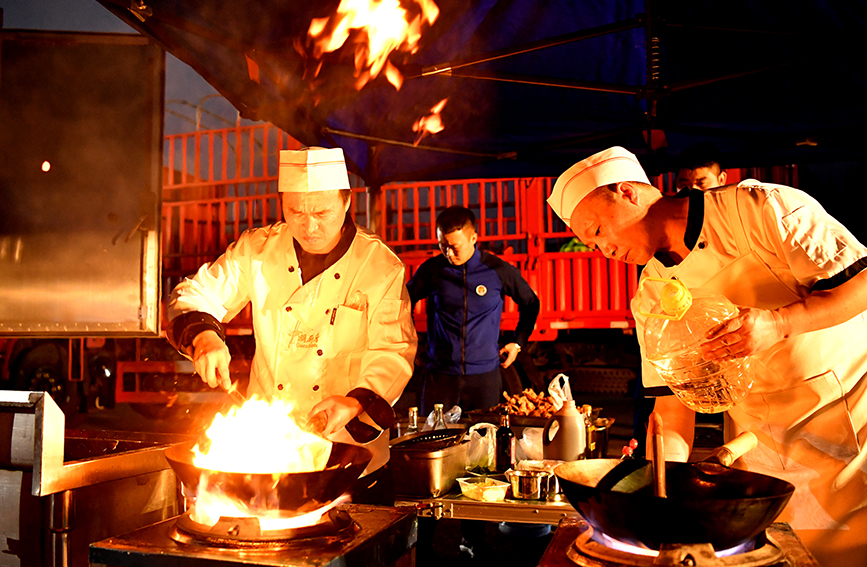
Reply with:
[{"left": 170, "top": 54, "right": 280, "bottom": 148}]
[
  {"left": 89, "top": 504, "right": 416, "bottom": 567},
  {"left": 538, "top": 517, "right": 820, "bottom": 567}
]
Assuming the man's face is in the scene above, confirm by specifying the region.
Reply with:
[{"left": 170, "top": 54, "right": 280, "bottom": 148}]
[
  {"left": 437, "top": 226, "right": 478, "bottom": 266},
  {"left": 676, "top": 166, "right": 727, "bottom": 191},
  {"left": 281, "top": 190, "right": 349, "bottom": 254},
  {"left": 568, "top": 183, "right": 657, "bottom": 265}
]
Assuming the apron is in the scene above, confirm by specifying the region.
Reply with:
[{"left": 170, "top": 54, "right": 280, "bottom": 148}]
[{"left": 639, "top": 187, "right": 867, "bottom": 564}]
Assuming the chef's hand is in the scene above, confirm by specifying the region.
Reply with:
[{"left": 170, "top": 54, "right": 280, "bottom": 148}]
[
  {"left": 700, "top": 307, "right": 785, "bottom": 361},
  {"left": 190, "top": 330, "right": 232, "bottom": 390},
  {"left": 309, "top": 396, "right": 364, "bottom": 436},
  {"left": 499, "top": 343, "right": 521, "bottom": 368}
]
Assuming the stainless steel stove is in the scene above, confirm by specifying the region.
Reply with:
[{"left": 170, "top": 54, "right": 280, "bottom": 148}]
[
  {"left": 89, "top": 504, "right": 417, "bottom": 567},
  {"left": 538, "top": 517, "right": 820, "bottom": 567}
]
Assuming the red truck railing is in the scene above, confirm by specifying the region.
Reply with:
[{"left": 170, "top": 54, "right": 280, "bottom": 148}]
[{"left": 162, "top": 123, "right": 640, "bottom": 339}]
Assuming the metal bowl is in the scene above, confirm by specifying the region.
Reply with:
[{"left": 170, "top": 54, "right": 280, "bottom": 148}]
[{"left": 505, "top": 469, "right": 553, "bottom": 500}]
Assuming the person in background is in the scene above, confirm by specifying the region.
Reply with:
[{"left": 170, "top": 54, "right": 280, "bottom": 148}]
[
  {"left": 407, "top": 206, "right": 540, "bottom": 416},
  {"left": 548, "top": 146, "right": 867, "bottom": 565},
  {"left": 675, "top": 142, "right": 728, "bottom": 191},
  {"left": 166, "top": 147, "right": 417, "bottom": 505}
]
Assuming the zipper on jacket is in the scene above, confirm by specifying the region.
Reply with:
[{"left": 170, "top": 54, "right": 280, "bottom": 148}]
[{"left": 461, "top": 264, "right": 467, "bottom": 375}]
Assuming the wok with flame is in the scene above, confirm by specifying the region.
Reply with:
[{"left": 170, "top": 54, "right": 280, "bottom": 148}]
[{"left": 165, "top": 398, "right": 371, "bottom": 520}]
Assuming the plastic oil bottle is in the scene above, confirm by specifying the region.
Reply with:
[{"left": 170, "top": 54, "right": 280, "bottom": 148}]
[
  {"left": 639, "top": 277, "right": 754, "bottom": 413},
  {"left": 542, "top": 399, "right": 586, "bottom": 461}
]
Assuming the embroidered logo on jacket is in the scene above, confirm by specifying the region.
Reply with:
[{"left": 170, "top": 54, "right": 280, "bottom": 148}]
[{"left": 475, "top": 284, "right": 487, "bottom": 296}]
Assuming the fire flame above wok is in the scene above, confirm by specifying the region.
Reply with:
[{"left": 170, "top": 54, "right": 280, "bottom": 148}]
[{"left": 165, "top": 397, "right": 371, "bottom": 529}]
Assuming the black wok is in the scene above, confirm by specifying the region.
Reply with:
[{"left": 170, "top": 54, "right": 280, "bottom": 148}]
[
  {"left": 165, "top": 441, "right": 371, "bottom": 516},
  {"left": 555, "top": 458, "right": 794, "bottom": 550}
]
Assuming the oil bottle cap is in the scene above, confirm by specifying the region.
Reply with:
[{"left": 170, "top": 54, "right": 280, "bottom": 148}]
[{"left": 660, "top": 280, "right": 692, "bottom": 319}]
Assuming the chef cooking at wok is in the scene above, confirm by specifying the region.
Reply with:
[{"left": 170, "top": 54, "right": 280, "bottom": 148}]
[
  {"left": 165, "top": 146, "right": 417, "bottom": 506},
  {"left": 548, "top": 146, "right": 867, "bottom": 565}
]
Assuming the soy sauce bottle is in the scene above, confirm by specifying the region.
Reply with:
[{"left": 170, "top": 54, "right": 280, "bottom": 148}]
[{"left": 496, "top": 411, "right": 515, "bottom": 472}]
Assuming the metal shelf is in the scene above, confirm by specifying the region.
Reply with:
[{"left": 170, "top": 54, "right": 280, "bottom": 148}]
[{"left": 397, "top": 493, "right": 578, "bottom": 525}]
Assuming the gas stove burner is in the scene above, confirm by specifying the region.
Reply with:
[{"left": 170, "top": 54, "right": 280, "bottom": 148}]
[
  {"left": 169, "top": 508, "right": 359, "bottom": 551},
  {"left": 566, "top": 520, "right": 787, "bottom": 567}
]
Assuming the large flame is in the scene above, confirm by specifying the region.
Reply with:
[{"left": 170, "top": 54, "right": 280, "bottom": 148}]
[
  {"left": 189, "top": 398, "right": 336, "bottom": 528},
  {"left": 412, "top": 98, "right": 448, "bottom": 145},
  {"left": 193, "top": 398, "right": 331, "bottom": 474},
  {"left": 305, "top": 0, "right": 440, "bottom": 90}
]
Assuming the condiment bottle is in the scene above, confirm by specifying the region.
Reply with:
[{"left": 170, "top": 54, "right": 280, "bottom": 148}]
[
  {"left": 496, "top": 411, "right": 515, "bottom": 472},
  {"left": 405, "top": 407, "right": 419, "bottom": 435},
  {"left": 432, "top": 403, "right": 448, "bottom": 430},
  {"left": 542, "top": 399, "right": 586, "bottom": 461}
]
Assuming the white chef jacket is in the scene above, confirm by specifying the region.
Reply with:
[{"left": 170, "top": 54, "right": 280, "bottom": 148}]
[
  {"left": 168, "top": 222, "right": 418, "bottom": 475},
  {"left": 633, "top": 181, "right": 867, "bottom": 564}
]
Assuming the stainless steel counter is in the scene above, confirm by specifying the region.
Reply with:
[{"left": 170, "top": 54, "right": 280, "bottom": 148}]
[{"left": 397, "top": 492, "right": 578, "bottom": 525}]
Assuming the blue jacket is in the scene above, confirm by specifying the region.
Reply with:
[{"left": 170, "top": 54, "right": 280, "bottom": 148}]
[{"left": 407, "top": 248, "right": 540, "bottom": 375}]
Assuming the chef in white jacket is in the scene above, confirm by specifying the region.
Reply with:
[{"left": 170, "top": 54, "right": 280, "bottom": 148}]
[
  {"left": 166, "top": 147, "right": 417, "bottom": 505},
  {"left": 548, "top": 146, "right": 867, "bottom": 564}
]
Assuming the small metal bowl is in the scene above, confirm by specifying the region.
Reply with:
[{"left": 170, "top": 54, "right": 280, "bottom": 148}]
[{"left": 505, "top": 469, "right": 553, "bottom": 500}]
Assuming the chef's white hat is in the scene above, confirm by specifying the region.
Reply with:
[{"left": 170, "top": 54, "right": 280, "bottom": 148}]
[
  {"left": 547, "top": 146, "right": 650, "bottom": 228},
  {"left": 278, "top": 147, "right": 351, "bottom": 193}
]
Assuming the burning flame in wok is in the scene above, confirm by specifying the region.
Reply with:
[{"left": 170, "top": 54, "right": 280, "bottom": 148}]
[
  {"left": 189, "top": 398, "right": 335, "bottom": 528},
  {"left": 412, "top": 98, "right": 448, "bottom": 145},
  {"left": 305, "top": 0, "right": 440, "bottom": 90},
  {"left": 193, "top": 398, "right": 331, "bottom": 474}
]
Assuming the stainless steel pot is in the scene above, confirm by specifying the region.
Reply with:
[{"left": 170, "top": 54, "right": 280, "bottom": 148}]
[{"left": 505, "top": 469, "right": 553, "bottom": 500}]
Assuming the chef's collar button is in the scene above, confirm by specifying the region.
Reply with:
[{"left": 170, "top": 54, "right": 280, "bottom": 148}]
[
  {"left": 285, "top": 306, "right": 292, "bottom": 312},
  {"left": 334, "top": 273, "right": 341, "bottom": 279},
  {"left": 312, "top": 385, "right": 320, "bottom": 391},
  {"left": 698, "top": 241, "right": 707, "bottom": 249},
  {"left": 288, "top": 266, "right": 295, "bottom": 272},
  {"left": 277, "top": 384, "right": 284, "bottom": 391},
  {"left": 317, "top": 349, "right": 324, "bottom": 356}
]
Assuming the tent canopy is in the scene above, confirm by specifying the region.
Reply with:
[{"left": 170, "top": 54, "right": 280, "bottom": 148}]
[{"left": 97, "top": 0, "right": 867, "bottom": 185}]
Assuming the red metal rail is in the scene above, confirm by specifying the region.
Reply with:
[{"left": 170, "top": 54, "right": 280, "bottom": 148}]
[{"left": 162, "top": 124, "right": 640, "bottom": 339}]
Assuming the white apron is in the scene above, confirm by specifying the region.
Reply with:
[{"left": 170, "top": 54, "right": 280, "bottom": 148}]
[{"left": 636, "top": 186, "right": 867, "bottom": 564}]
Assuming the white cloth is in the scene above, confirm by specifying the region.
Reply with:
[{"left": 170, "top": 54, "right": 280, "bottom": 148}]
[
  {"left": 634, "top": 181, "right": 867, "bottom": 564},
  {"left": 168, "top": 223, "right": 418, "bottom": 474}
]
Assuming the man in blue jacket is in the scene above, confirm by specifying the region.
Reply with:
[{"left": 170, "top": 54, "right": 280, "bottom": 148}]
[{"left": 407, "top": 206, "right": 540, "bottom": 415}]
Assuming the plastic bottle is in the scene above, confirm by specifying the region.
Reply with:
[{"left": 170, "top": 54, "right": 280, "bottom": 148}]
[
  {"left": 405, "top": 407, "right": 419, "bottom": 435},
  {"left": 431, "top": 403, "right": 448, "bottom": 430},
  {"left": 639, "top": 278, "right": 753, "bottom": 414},
  {"left": 495, "top": 411, "right": 515, "bottom": 472},
  {"left": 542, "top": 399, "right": 586, "bottom": 461}
]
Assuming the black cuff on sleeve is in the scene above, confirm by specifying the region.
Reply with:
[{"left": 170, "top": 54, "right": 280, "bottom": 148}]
[
  {"left": 812, "top": 257, "right": 867, "bottom": 291},
  {"left": 344, "top": 388, "right": 396, "bottom": 443},
  {"left": 166, "top": 311, "right": 226, "bottom": 354}
]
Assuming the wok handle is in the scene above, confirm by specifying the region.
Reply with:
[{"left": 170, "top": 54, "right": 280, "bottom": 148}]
[
  {"left": 650, "top": 413, "right": 667, "bottom": 498},
  {"left": 704, "top": 431, "right": 758, "bottom": 467}
]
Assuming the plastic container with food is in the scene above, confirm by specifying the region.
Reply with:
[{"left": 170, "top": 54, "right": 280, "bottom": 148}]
[{"left": 457, "top": 476, "right": 509, "bottom": 502}]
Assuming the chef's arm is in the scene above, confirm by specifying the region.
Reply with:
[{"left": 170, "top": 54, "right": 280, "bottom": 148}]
[
  {"left": 647, "top": 397, "right": 695, "bottom": 462},
  {"left": 166, "top": 312, "right": 232, "bottom": 390},
  {"left": 702, "top": 267, "right": 867, "bottom": 360}
]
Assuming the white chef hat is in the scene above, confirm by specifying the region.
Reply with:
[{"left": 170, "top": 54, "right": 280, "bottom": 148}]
[
  {"left": 547, "top": 146, "right": 650, "bottom": 228},
  {"left": 278, "top": 147, "right": 351, "bottom": 193}
]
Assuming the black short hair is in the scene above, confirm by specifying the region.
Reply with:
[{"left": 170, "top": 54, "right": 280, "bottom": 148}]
[
  {"left": 677, "top": 143, "right": 724, "bottom": 172},
  {"left": 436, "top": 206, "right": 476, "bottom": 234}
]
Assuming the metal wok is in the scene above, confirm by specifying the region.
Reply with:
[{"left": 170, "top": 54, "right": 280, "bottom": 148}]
[
  {"left": 165, "top": 441, "right": 371, "bottom": 516},
  {"left": 555, "top": 458, "right": 794, "bottom": 550}
]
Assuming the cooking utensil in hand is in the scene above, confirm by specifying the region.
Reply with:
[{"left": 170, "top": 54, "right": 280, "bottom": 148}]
[
  {"left": 224, "top": 381, "right": 247, "bottom": 407},
  {"left": 704, "top": 431, "right": 758, "bottom": 467},
  {"left": 649, "top": 413, "right": 666, "bottom": 498}
]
